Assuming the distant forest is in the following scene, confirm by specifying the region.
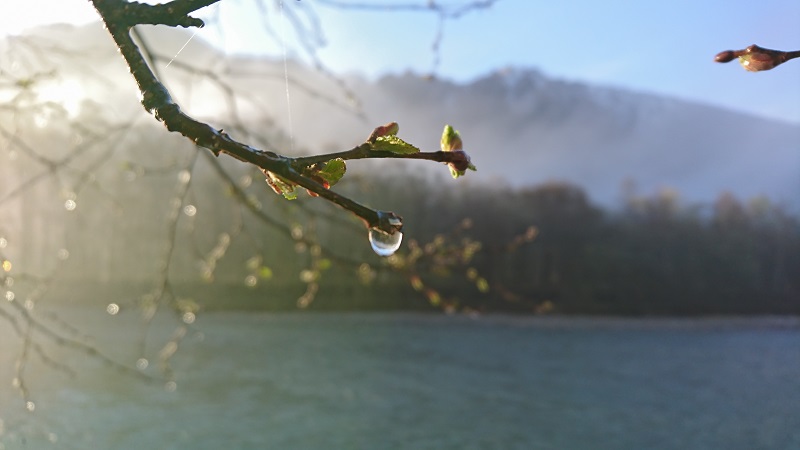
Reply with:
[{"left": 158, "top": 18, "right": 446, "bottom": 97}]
[
  {"left": 332, "top": 172, "right": 800, "bottom": 315},
  {"left": 31, "top": 154, "right": 798, "bottom": 316}
]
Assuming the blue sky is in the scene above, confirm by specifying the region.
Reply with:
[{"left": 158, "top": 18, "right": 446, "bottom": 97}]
[
  {"left": 4, "top": 0, "right": 800, "bottom": 122},
  {"left": 195, "top": 0, "right": 800, "bottom": 123}
]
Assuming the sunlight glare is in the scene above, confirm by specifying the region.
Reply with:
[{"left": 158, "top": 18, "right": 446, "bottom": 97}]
[
  {"left": 1, "top": 2, "right": 97, "bottom": 37},
  {"left": 38, "top": 79, "right": 85, "bottom": 118}
]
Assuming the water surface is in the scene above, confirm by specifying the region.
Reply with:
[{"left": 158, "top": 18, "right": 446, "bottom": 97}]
[{"left": 1, "top": 311, "right": 799, "bottom": 449}]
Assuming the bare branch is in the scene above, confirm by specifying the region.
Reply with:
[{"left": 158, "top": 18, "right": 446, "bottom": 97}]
[{"left": 91, "top": 0, "right": 213, "bottom": 28}]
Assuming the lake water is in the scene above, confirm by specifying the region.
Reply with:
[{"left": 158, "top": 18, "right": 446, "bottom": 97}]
[{"left": 1, "top": 311, "right": 799, "bottom": 449}]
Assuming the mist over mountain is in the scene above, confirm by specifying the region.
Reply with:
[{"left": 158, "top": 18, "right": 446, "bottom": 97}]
[
  {"left": 10, "top": 22, "right": 800, "bottom": 210},
  {"left": 3, "top": 23, "right": 799, "bottom": 314},
  {"left": 299, "top": 68, "right": 800, "bottom": 211}
]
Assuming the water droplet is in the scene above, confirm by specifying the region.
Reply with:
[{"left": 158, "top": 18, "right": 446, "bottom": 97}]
[
  {"left": 0, "top": 237, "right": 7, "bottom": 248},
  {"left": 64, "top": 199, "right": 77, "bottom": 211},
  {"left": 244, "top": 275, "right": 257, "bottom": 287},
  {"left": 57, "top": 248, "right": 70, "bottom": 260},
  {"left": 368, "top": 228, "right": 403, "bottom": 256},
  {"left": 136, "top": 358, "right": 149, "bottom": 370},
  {"left": 106, "top": 303, "right": 120, "bottom": 315},
  {"left": 183, "top": 204, "right": 197, "bottom": 217},
  {"left": 4, "top": 291, "right": 14, "bottom": 302}
]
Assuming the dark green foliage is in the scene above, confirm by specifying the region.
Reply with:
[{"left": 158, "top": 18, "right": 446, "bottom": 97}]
[
  {"left": 44, "top": 144, "right": 799, "bottom": 314},
  {"left": 347, "top": 174, "right": 800, "bottom": 315}
]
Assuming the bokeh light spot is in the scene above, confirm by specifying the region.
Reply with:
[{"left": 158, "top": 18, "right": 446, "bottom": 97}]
[
  {"left": 178, "top": 170, "right": 191, "bottom": 184},
  {"left": 182, "top": 312, "right": 196, "bottom": 324},
  {"left": 57, "top": 249, "right": 70, "bottom": 260}
]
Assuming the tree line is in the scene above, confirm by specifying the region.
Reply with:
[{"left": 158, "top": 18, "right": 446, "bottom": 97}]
[{"left": 26, "top": 148, "right": 796, "bottom": 315}]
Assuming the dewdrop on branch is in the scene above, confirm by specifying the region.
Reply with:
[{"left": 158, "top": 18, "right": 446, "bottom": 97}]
[
  {"left": 369, "top": 211, "right": 404, "bottom": 257},
  {"left": 369, "top": 228, "right": 403, "bottom": 257}
]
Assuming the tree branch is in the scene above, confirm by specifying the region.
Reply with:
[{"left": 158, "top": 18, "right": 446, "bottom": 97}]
[
  {"left": 290, "top": 143, "right": 470, "bottom": 169},
  {"left": 89, "top": 0, "right": 416, "bottom": 235},
  {"left": 92, "top": 0, "right": 214, "bottom": 28}
]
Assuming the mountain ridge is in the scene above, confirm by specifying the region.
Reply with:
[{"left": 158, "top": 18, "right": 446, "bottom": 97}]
[{"left": 8, "top": 22, "right": 800, "bottom": 210}]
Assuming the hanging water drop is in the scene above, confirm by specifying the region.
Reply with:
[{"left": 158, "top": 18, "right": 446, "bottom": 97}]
[{"left": 369, "top": 228, "right": 403, "bottom": 256}]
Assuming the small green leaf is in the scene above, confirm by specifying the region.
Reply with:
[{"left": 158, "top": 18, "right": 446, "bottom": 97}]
[
  {"left": 264, "top": 170, "right": 297, "bottom": 200},
  {"left": 279, "top": 186, "right": 297, "bottom": 200},
  {"left": 370, "top": 135, "right": 420, "bottom": 154},
  {"left": 441, "top": 125, "right": 463, "bottom": 152},
  {"left": 440, "top": 124, "right": 475, "bottom": 179},
  {"left": 316, "top": 158, "right": 347, "bottom": 187}
]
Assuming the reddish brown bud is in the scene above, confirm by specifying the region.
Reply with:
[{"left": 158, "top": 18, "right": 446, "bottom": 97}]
[
  {"left": 448, "top": 151, "right": 472, "bottom": 172},
  {"left": 367, "top": 122, "right": 400, "bottom": 142},
  {"left": 715, "top": 44, "right": 796, "bottom": 72},
  {"left": 739, "top": 49, "right": 779, "bottom": 72},
  {"left": 714, "top": 50, "right": 736, "bottom": 63},
  {"left": 305, "top": 175, "right": 330, "bottom": 197}
]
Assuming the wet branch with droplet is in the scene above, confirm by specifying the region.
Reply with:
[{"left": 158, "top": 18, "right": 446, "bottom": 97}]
[{"left": 89, "top": 0, "right": 476, "bottom": 256}]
